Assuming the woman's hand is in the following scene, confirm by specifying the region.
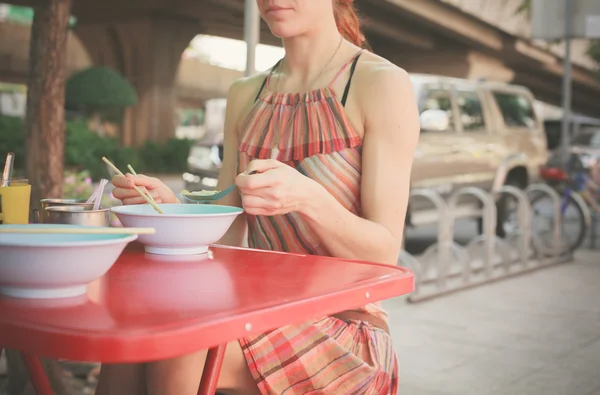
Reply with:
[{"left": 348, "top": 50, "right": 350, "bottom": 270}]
[
  {"left": 235, "top": 159, "right": 318, "bottom": 216},
  {"left": 111, "top": 174, "right": 179, "bottom": 205}
]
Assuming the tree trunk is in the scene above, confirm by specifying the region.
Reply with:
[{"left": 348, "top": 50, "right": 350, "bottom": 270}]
[
  {"left": 24, "top": 0, "right": 72, "bottom": 210},
  {"left": 8, "top": 1, "right": 73, "bottom": 392}
]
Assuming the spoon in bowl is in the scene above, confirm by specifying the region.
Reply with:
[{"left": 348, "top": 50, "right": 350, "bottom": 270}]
[{"left": 180, "top": 170, "right": 258, "bottom": 203}]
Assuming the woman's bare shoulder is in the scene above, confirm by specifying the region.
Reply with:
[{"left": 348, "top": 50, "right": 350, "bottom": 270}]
[
  {"left": 225, "top": 71, "right": 271, "bottom": 129},
  {"left": 350, "top": 51, "right": 414, "bottom": 112},
  {"left": 227, "top": 72, "right": 269, "bottom": 106},
  {"left": 354, "top": 51, "right": 410, "bottom": 91}
]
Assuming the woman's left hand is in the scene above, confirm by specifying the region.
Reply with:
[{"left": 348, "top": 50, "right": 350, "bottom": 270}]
[{"left": 235, "top": 159, "right": 318, "bottom": 216}]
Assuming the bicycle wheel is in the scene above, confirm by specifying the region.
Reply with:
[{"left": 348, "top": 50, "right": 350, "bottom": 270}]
[{"left": 530, "top": 192, "right": 587, "bottom": 253}]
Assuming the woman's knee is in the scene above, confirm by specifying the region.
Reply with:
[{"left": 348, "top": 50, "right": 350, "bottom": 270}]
[
  {"left": 145, "top": 342, "right": 258, "bottom": 395},
  {"left": 146, "top": 350, "right": 208, "bottom": 395}
]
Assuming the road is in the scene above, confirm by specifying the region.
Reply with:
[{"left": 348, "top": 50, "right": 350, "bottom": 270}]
[{"left": 397, "top": 216, "right": 600, "bottom": 395}]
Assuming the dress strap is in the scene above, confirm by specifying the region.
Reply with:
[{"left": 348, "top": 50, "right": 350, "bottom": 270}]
[
  {"left": 254, "top": 59, "right": 282, "bottom": 101},
  {"left": 340, "top": 51, "right": 363, "bottom": 107},
  {"left": 329, "top": 49, "right": 364, "bottom": 91}
]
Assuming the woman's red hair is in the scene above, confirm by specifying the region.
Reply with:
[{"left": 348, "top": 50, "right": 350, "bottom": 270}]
[{"left": 334, "top": 0, "right": 366, "bottom": 48}]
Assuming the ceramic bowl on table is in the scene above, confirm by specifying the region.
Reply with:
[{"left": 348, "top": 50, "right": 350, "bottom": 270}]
[
  {"left": 110, "top": 204, "right": 243, "bottom": 255},
  {"left": 0, "top": 224, "right": 137, "bottom": 299}
]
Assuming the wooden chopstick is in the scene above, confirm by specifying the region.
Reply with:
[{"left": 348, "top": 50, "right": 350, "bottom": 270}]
[
  {"left": 101, "top": 157, "right": 164, "bottom": 214},
  {"left": 127, "top": 164, "right": 157, "bottom": 204},
  {"left": 0, "top": 227, "right": 156, "bottom": 235}
]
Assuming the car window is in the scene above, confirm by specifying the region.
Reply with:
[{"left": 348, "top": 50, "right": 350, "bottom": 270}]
[
  {"left": 492, "top": 92, "right": 537, "bottom": 128},
  {"left": 573, "top": 130, "right": 600, "bottom": 148},
  {"left": 544, "top": 120, "right": 562, "bottom": 150},
  {"left": 420, "top": 89, "right": 454, "bottom": 132},
  {"left": 592, "top": 132, "right": 600, "bottom": 148},
  {"left": 456, "top": 91, "right": 485, "bottom": 132},
  {"left": 579, "top": 124, "right": 600, "bottom": 137}
]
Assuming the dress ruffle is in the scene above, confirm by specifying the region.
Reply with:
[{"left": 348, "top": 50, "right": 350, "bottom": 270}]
[{"left": 239, "top": 88, "right": 362, "bottom": 162}]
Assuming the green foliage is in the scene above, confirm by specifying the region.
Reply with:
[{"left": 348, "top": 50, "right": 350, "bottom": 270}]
[
  {"left": 586, "top": 41, "right": 600, "bottom": 79},
  {"left": 0, "top": 115, "right": 191, "bottom": 181},
  {"left": 515, "top": 0, "right": 531, "bottom": 18},
  {"left": 65, "top": 67, "right": 138, "bottom": 110},
  {"left": 2, "top": 4, "right": 77, "bottom": 27},
  {"left": 64, "top": 120, "right": 142, "bottom": 180},
  {"left": 0, "top": 115, "right": 26, "bottom": 172},
  {"left": 138, "top": 138, "right": 193, "bottom": 174}
]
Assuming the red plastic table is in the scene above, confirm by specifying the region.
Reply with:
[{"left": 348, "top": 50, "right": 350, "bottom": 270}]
[{"left": 0, "top": 243, "right": 414, "bottom": 395}]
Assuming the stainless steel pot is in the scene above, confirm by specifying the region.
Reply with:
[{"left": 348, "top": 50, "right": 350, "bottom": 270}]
[
  {"left": 37, "top": 199, "right": 94, "bottom": 224},
  {"left": 44, "top": 206, "right": 110, "bottom": 227}
]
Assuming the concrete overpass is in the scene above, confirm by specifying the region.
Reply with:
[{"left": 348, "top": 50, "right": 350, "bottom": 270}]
[{"left": 3, "top": 0, "right": 600, "bottom": 145}]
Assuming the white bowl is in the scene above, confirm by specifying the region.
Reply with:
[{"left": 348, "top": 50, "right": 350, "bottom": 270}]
[
  {"left": 0, "top": 225, "right": 137, "bottom": 299},
  {"left": 110, "top": 204, "right": 243, "bottom": 255}
]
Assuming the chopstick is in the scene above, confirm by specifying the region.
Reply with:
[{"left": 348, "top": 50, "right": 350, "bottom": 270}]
[
  {"left": 101, "top": 157, "right": 164, "bottom": 214},
  {"left": 127, "top": 164, "right": 157, "bottom": 204},
  {"left": 0, "top": 227, "right": 156, "bottom": 235}
]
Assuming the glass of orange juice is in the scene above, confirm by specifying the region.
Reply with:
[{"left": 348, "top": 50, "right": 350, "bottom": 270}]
[{"left": 0, "top": 179, "right": 31, "bottom": 224}]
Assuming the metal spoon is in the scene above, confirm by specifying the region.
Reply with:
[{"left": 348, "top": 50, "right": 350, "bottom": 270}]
[
  {"left": 1, "top": 152, "right": 15, "bottom": 187},
  {"left": 180, "top": 170, "right": 257, "bottom": 203}
]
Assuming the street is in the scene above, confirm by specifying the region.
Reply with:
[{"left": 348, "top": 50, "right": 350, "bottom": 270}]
[{"left": 394, "top": 223, "right": 600, "bottom": 395}]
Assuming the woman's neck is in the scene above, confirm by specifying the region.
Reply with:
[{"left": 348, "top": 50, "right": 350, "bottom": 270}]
[{"left": 280, "top": 23, "right": 345, "bottom": 85}]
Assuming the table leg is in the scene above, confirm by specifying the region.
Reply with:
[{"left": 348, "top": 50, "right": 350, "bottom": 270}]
[
  {"left": 197, "top": 344, "right": 226, "bottom": 395},
  {"left": 21, "top": 352, "right": 53, "bottom": 395}
]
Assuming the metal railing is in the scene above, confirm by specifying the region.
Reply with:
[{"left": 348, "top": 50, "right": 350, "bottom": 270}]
[{"left": 403, "top": 184, "right": 575, "bottom": 303}]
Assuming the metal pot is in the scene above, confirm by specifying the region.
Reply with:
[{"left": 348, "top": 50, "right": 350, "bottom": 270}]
[
  {"left": 44, "top": 206, "right": 110, "bottom": 227},
  {"left": 37, "top": 199, "right": 94, "bottom": 224}
]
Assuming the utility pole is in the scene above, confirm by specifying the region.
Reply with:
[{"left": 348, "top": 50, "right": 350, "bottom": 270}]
[
  {"left": 560, "top": 0, "right": 573, "bottom": 168},
  {"left": 244, "top": 0, "right": 260, "bottom": 77}
]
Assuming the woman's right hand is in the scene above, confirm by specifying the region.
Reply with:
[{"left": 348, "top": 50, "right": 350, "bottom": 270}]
[{"left": 111, "top": 174, "right": 179, "bottom": 205}]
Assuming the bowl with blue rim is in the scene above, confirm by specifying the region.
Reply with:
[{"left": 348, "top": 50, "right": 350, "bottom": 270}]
[
  {"left": 0, "top": 224, "right": 137, "bottom": 299},
  {"left": 110, "top": 204, "right": 243, "bottom": 256}
]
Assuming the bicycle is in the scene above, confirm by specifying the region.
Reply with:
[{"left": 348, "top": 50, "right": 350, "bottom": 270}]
[{"left": 534, "top": 162, "right": 595, "bottom": 253}]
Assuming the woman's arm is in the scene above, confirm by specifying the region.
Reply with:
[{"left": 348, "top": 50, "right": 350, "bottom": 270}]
[
  {"left": 300, "top": 66, "right": 420, "bottom": 265},
  {"left": 215, "top": 78, "right": 259, "bottom": 246}
]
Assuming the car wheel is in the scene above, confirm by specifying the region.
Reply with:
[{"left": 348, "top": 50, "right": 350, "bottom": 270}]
[{"left": 478, "top": 177, "right": 526, "bottom": 238}]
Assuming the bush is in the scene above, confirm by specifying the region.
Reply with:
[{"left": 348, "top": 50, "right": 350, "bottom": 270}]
[
  {"left": 0, "top": 115, "right": 26, "bottom": 173},
  {"left": 66, "top": 67, "right": 138, "bottom": 110},
  {"left": 0, "top": 115, "right": 190, "bottom": 180},
  {"left": 64, "top": 120, "right": 142, "bottom": 180},
  {"left": 138, "top": 138, "right": 192, "bottom": 174}
]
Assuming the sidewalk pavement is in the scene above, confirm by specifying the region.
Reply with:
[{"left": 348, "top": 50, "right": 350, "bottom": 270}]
[{"left": 385, "top": 250, "right": 600, "bottom": 395}]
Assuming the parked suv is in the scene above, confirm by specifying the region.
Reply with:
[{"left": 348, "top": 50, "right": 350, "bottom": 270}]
[
  {"left": 182, "top": 99, "right": 225, "bottom": 191},
  {"left": 184, "top": 74, "right": 549, "bottom": 236},
  {"left": 410, "top": 74, "right": 548, "bottom": 235}
]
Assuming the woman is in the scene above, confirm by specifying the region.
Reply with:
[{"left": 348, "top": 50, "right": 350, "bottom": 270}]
[{"left": 98, "top": 0, "right": 420, "bottom": 393}]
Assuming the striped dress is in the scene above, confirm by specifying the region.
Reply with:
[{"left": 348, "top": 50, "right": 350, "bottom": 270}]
[{"left": 237, "top": 51, "right": 399, "bottom": 395}]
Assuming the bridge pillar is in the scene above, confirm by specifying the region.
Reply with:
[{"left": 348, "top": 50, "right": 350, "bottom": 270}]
[{"left": 75, "top": 17, "right": 199, "bottom": 146}]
